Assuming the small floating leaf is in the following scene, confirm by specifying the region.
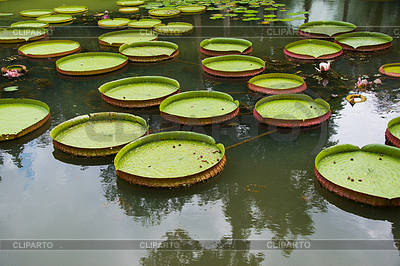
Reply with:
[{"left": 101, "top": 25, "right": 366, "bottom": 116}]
[{"left": 3, "top": 86, "right": 18, "bottom": 92}]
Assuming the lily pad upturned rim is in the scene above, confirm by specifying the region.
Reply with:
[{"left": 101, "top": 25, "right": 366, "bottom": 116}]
[
  {"left": 117, "top": 0, "right": 145, "bottom": 6},
  {"left": 284, "top": 39, "right": 343, "bottom": 60},
  {"left": 314, "top": 143, "right": 400, "bottom": 206},
  {"left": 0, "top": 98, "right": 50, "bottom": 141},
  {"left": 20, "top": 9, "right": 54, "bottom": 18},
  {"left": 154, "top": 22, "right": 194, "bottom": 35},
  {"left": 98, "top": 18, "right": 131, "bottom": 29},
  {"left": 160, "top": 90, "right": 240, "bottom": 125},
  {"left": 176, "top": 5, "right": 206, "bottom": 13},
  {"left": 119, "top": 40, "right": 179, "bottom": 62},
  {"left": 98, "top": 76, "right": 180, "bottom": 108},
  {"left": 248, "top": 73, "right": 306, "bottom": 94},
  {"left": 253, "top": 94, "right": 331, "bottom": 127},
  {"left": 385, "top": 116, "right": 400, "bottom": 148},
  {"left": 298, "top": 20, "right": 357, "bottom": 38},
  {"left": 200, "top": 37, "right": 253, "bottom": 56},
  {"left": 334, "top": 31, "right": 393, "bottom": 51},
  {"left": 11, "top": 21, "right": 49, "bottom": 28},
  {"left": 53, "top": 5, "right": 88, "bottom": 14},
  {"left": 119, "top": 7, "right": 140, "bottom": 14},
  {"left": 50, "top": 112, "right": 149, "bottom": 157},
  {"left": 114, "top": 131, "right": 226, "bottom": 187},
  {"left": 0, "top": 27, "right": 48, "bottom": 43},
  {"left": 18, "top": 40, "right": 81, "bottom": 58},
  {"left": 36, "top": 14, "right": 73, "bottom": 24},
  {"left": 127, "top": 18, "right": 162, "bottom": 28},
  {"left": 379, "top": 63, "right": 400, "bottom": 79},
  {"left": 202, "top": 54, "right": 266, "bottom": 77},
  {"left": 98, "top": 29, "right": 158, "bottom": 47},
  {"left": 56, "top": 52, "right": 128, "bottom": 76}
]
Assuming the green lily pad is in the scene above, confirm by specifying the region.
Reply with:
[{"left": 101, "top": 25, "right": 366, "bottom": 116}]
[
  {"left": 154, "top": 22, "right": 193, "bottom": 35},
  {"left": 3, "top": 86, "right": 18, "bottom": 92},
  {"left": 50, "top": 112, "right": 148, "bottom": 157},
  {"left": 98, "top": 29, "right": 157, "bottom": 47},
  {"left": 248, "top": 73, "right": 306, "bottom": 94},
  {"left": 119, "top": 41, "right": 178, "bottom": 62},
  {"left": 114, "top": 131, "right": 226, "bottom": 187},
  {"left": 18, "top": 40, "right": 80, "bottom": 58},
  {"left": 127, "top": 18, "right": 162, "bottom": 28},
  {"left": 264, "top": 14, "right": 276, "bottom": 18},
  {"left": 285, "top": 39, "right": 343, "bottom": 59},
  {"left": 335, "top": 31, "right": 393, "bottom": 50},
  {"left": 20, "top": 9, "right": 53, "bottom": 18},
  {"left": 386, "top": 116, "right": 400, "bottom": 147},
  {"left": 99, "top": 76, "right": 180, "bottom": 108},
  {"left": 54, "top": 5, "right": 88, "bottom": 14},
  {"left": 0, "top": 98, "right": 50, "bottom": 141},
  {"left": 299, "top": 21, "right": 356, "bottom": 37},
  {"left": 0, "top": 27, "right": 48, "bottom": 43},
  {"left": 119, "top": 7, "right": 139, "bottom": 13},
  {"left": 280, "top": 18, "right": 294, "bottom": 22},
  {"left": 0, "top": 13, "right": 13, "bottom": 17},
  {"left": 176, "top": 5, "right": 206, "bottom": 13},
  {"left": 200, "top": 38, "right": 252, "bottom": 55},
  {"left": 98, "top": 18, "right": 131, "bottom": 29},
  {"left": 36, "top": 14, "right": 73, "bottom": 24},
  {"left": 56, "top": 52, "right": 128, "bottom": 76},
  {"left": 117, "top": 0, "right": 145, "bottom": 6},
  {"left": 264, "top": 7, "right": 277, "bottom": 10},
  {"left": 315, "top": 143, "right": 400, "bottom": 206},
  {"left": 11, "top": 21, "right": 49, "bottom": 28},
  {"left": 148, "top": 8, "right": 181, "bottom": 17},
  {"left": 379, "top": 63, "right": 400, "bottom": 78},
  {"left": 202, "top": 54, "right": 265, "bottom": 77},
  {"left": 254, "top": 94, "right": 330, "bottom": 127},
  {"left": 286, "top": 12, "right": 299, "bottom": 15}
]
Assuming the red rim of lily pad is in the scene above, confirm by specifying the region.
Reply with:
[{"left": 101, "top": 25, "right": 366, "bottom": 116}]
[
  {"left": 334, "top": 32, "right": 393, "bottom": 52},
  {"left": 314, "top": 143, "right": 400, "bottom": 206},
  {"left": 0, "top": 98, "right": 50, "bottom": 141},
  {"left": 114, "top": 131, "right": 226, "bottom": 188},
  {"left": 385, "top": 116, "right": 400, "bottom": 148},
  {"left": 160, "top": 91, "right": 240, "bottom": 126},
  {"left": 202, "top": 55, "right": 266, "bottom": 78},
  {"left": 248, "top": 73, "right": 306, "bottom": 94},
  {"left": 50, "top": 112, "right": 149, "bottom": 157},
  {"left": 284, "top": 39, "right": 343, "bottom": 60},
  {"left": 378, "top": 63, "right": 400, "bottom": 79},
  {"left": 98, "top": 76, "right": 180, "bottom": 108},
  {"left": 253, "top": 94, "right": 331, "bottom": 127}
]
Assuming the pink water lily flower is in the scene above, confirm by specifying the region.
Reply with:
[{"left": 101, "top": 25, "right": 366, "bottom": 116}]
[
  {"left": 101, "top": 10, "right": 109, "bottom": 20},
  {"left": 315, "top": 61, "right": 331, "bottom": 72},
  {"left": 356, "top": 78, "right": 371, "bottom": 88}
]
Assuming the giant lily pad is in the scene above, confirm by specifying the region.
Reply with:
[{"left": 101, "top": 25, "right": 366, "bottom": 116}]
[
  {"left": 248, "top": 73, "right": 306, "bottom": 94},
  {"left": 149, "top": 8, "right": 181, "bottom": 17},
  {"left": 50, "top": 112, "right": 148, "bottom": 157},
  {"left": 18, "top": 40, "right": 80, "bottom": 58},
  {"left": 20, "top": 9, "right": 53, "bottom": 18},
  {"left": 99, "top": 29, "right": 157, "bottom": 47},
  {"left": 298, "top": 21, "right": 356, "bottom": 38},
  {"left": 127, "top": 18, "right": 162, "bottom": 28},
  {"left": 117, "top": 0, "right": 145, "bottom": 6},
  {"left": 154, "top": 22, "right": 193, "bottom": 35},
  {"left": 99, "top": 76, "right": 180, "bottom": 108},
  {"left": 385, "top": 116, "right": 400, "bottom": 148},
  {"left": 284, "top": 39, "right": 343, "bottom": 60},
  {"left": 315, "top": 143, "right": 400, "bottom": 206},
  {"left": 98, "top": 18, "right": 131, "bottom": 29},
  {"left": 253, "top": 94, "right": 331, "bottom": 127},
  {"left": 119, "top": 7, "right": 139, "bottom": 14},
  {"left": 200, "top": 38, "right": 252, "bottom": 56},
  {"left": 54, "top": 5, "right": 88, "bottom": 14},
  {"left": 11, "top": 21, "right": 49, "bottom": 28},
  {"left": 0, "top": 98, "right": 50, "bottom": 141},
  {"left": 176, "top": 5, "right": 206, "bottom": 13},
  {"left": 202, "top": 55, "right": 265, "bottom": 77},
  {"left": 379, "top": 63, "right": 400, "bottom": 79},
  {"left": 119, "top": 41, "right": 178, "bottom": 62},
  {"left": 114, "top": 131, "right": 226, "bottom": 187},
  {"left": 36, "top": 14, "right": 73, "bottom": 24},
  {"left": 160, "top": 91, "right": 239, "bottom": 125},
  {"left": 56, "top": 52, "right": 128, "bottom": 76},
  {"left": 0, "top": 27, "right": 48, "bottom": 43},
  {"left": 334, "top": 32, "right": 393, "bottom": 51}
]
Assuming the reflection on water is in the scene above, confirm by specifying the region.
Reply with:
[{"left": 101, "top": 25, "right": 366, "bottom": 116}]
[{"left": 1, "top": 0, "right": 400, "bottom": 265}]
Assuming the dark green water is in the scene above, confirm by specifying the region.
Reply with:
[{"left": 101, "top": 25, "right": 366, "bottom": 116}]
[{"left": 1, "top": 0, "right": 400, "bottom": 265}]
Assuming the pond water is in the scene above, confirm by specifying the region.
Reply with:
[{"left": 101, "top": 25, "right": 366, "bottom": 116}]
[{"left": 1, "top": 0, "right": 400, "bottom": 265}]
